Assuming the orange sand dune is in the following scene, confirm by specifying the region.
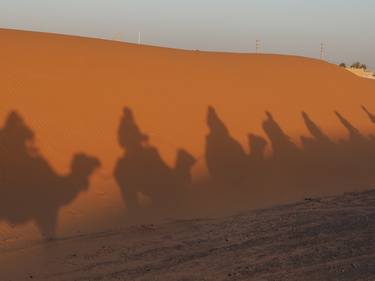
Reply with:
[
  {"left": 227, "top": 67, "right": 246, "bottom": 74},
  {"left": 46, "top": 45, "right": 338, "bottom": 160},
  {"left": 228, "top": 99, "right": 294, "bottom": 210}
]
[
  {"left": 2, "top": 29, "right": 375, "bottom": 170},
  {"left": 1, "top": 29, "right": 375, "bottom": 240}
]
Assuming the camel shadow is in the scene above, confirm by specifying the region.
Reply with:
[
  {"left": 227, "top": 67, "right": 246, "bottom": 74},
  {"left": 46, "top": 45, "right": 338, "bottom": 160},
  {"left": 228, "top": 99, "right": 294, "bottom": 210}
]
[
  {"left": 113, "top": 105, "right": 375, "bottom": 219},
  {"left": 0, "top": 111, "right": 100, "bottom": 239},
  {"left": 207, "top": 106, "right": 375, "bottom": 211},
  {"left": 114, "top": 107, "right": 196, "bottom": 220}
]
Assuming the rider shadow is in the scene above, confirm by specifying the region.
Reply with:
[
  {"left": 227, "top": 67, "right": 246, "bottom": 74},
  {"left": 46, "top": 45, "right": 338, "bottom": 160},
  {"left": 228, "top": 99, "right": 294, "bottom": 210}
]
[{"left": 205, "top": 106, "right": 249, "bottom": 185}]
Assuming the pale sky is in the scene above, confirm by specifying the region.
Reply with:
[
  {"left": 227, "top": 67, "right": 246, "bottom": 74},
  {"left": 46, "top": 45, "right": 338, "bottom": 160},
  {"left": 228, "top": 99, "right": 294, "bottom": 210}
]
[{"left": 1, "top": 0, "right": 374, "bottom": 69}]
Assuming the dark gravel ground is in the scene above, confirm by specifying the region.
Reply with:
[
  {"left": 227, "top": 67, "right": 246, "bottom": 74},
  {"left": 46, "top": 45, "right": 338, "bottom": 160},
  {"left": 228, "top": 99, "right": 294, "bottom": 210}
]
[{"left": 2, "top": 189, "right": 375, "bottom": 281}]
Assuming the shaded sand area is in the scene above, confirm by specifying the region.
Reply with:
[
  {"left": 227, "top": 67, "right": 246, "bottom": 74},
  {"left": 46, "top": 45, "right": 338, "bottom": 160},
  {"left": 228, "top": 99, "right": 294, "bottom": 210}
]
[
  {"left": 2, "top": 28, "right": 375, "bottom": 243},
  {"left": 1, "top": 189, "right": 375, "bottom": 281}
]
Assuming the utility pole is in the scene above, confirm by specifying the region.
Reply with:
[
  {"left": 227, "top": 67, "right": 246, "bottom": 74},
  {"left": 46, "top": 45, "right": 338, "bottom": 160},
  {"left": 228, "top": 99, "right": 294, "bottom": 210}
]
[
  {"left": 256, "top": 39, "right": 261, "bottom": 53},
  {"left": 320, "top": 42, "right": 325, "bottom": 60},
  {"left": 138, "top": 32, "right": 141, "bottom": 45}
]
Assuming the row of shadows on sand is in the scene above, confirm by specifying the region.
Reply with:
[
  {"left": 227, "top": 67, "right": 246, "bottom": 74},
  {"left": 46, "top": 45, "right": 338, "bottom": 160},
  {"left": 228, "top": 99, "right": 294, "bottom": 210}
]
[{"left": 1, "top": 105, "right": 375, "bottom": 239}]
